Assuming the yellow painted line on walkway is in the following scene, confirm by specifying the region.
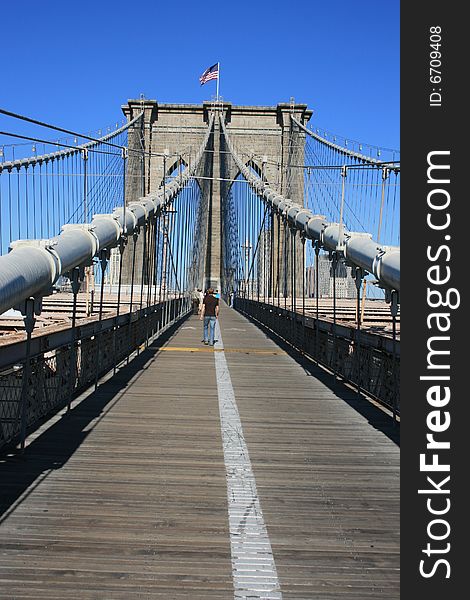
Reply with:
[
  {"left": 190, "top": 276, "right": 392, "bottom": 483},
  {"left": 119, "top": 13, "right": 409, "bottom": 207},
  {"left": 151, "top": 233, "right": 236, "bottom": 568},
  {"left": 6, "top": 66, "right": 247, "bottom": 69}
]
[{"left": 154, "top": 346, "right": 285, "bottom": 355}]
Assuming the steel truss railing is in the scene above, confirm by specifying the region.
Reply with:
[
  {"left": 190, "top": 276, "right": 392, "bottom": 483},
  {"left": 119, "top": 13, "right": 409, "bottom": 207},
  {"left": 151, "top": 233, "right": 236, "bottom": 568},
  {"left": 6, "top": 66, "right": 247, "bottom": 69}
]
[
  {"left": 236, "top": 298, "right": 399, "bottom": 416},
  {"left": 0, "top": 297, "right": 189, "bottom": 451}
]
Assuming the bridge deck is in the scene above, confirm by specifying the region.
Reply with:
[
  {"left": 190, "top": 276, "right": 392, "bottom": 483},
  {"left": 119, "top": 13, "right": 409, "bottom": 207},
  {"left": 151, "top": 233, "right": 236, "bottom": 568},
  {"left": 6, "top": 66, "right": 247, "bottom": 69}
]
[{"left": 0, "top": 303, "right": 399, "bottom": 599}]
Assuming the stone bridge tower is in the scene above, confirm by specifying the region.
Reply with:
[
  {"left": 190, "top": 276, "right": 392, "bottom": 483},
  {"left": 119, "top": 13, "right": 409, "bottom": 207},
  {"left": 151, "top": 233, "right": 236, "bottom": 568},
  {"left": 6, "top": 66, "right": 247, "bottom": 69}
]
[{"left": 122, "top": 98, "right": 312, "bottom": 291}]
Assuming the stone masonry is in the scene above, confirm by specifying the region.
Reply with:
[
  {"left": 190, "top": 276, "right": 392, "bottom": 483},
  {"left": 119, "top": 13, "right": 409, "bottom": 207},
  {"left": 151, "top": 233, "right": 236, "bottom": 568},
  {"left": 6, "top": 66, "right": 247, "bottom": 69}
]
[{"left": 121, "top": 99, "right": 312, "bottom": 291}]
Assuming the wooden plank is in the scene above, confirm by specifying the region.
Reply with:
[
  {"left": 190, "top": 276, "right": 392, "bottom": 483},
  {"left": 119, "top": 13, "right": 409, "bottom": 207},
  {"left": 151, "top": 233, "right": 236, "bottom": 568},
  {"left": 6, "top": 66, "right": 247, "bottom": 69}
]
[
  {"left": 0, "top": 321, "right": 233, "bottom": 598},
  {"left": 219, "top": 305, "right": 399, "bottom": 598},
  {"left": 0, "top": 304, "right": 399, "bottom": 598}
]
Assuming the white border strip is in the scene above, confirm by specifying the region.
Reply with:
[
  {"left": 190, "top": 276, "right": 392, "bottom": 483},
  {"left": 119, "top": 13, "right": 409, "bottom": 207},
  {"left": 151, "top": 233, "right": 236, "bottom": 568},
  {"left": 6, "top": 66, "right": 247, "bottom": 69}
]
[{"left": 214, "top": 324, "right": 282, "bottom": 599}]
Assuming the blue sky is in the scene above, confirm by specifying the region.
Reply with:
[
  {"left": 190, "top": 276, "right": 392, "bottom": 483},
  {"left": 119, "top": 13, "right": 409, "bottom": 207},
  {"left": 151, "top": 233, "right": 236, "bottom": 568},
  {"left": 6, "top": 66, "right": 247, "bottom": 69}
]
[{"left": 0, "top": 0, "right": 399, "bottom": 152}]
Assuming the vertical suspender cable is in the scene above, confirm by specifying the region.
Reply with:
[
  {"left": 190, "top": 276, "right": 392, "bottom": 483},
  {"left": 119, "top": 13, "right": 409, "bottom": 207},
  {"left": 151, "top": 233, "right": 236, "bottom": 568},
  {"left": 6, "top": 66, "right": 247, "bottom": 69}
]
[
  {"left": 16, "top": 166, "right": 21, "bottom": 240},
  {"left": 67, "top": 267, "right": 81, "bottom": 413},
  {"left": 113, "top": 238, "right": 126, "bottom": 376},
  {"left": 301, "top": 235, "right": 306, "bottom": 355},
  {"left": 314, "top": 241, "right": 320, "bottom": 364},
  {"left": 127, "top": 231, "right": 138, "bottom": 364},
  {"left": 332, "top": 252, "right": 338, "bottom": 379},
  {"left": 25, "top": 165, "right": 30, "bottom": 239},
  {"left": 95, "top": 250, "right": 109, "bottom": 390}
]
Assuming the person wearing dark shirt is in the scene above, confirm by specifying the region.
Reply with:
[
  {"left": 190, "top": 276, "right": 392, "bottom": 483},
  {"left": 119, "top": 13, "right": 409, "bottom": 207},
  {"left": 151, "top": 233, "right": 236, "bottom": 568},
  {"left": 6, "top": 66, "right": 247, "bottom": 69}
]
[{"left": 199, "top": 288, "right": 219, "bottom": 346}]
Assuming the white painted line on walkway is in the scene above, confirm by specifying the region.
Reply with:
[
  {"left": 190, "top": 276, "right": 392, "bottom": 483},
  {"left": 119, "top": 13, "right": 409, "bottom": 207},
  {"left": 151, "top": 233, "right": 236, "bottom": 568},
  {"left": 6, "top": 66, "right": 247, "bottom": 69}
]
[{"left": 214, "top": 321, "right": 282, "bottom": 600}]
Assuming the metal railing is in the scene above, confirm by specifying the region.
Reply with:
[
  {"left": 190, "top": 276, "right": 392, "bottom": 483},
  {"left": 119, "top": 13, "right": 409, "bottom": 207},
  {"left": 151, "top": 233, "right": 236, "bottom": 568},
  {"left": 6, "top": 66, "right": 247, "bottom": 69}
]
[
  {"left": 235, "top": 297, "right": 400, "bottom": 417},
  {"left": 0, "top": 296, "right": 190, "bottom": 451}
]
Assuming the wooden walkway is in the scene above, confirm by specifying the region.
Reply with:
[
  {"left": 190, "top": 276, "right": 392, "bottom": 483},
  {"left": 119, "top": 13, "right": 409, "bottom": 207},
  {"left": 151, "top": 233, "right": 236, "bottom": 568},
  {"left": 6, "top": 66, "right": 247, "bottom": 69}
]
[{"left": 0, "top": 303, "right": 399, "bottom": 599}]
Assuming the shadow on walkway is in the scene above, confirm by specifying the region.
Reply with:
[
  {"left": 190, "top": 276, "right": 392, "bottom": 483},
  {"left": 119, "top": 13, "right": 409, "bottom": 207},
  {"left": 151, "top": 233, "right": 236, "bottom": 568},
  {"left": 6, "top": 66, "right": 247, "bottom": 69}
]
[{"left": 0, "top": 315, "right": 189, "bottom": 520}]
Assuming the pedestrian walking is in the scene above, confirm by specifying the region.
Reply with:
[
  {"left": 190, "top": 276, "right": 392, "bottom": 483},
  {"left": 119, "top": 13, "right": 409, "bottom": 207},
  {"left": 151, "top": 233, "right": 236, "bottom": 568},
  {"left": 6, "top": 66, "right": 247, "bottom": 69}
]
[
  {"left": 196, "top": 288, "right": 204, "bottom": 314},
  {"left": 200, "top": 288, "right": 219, "bottom": 346},
  {"left": 191, "top": 289, "right": 200, "bottom": 314}
]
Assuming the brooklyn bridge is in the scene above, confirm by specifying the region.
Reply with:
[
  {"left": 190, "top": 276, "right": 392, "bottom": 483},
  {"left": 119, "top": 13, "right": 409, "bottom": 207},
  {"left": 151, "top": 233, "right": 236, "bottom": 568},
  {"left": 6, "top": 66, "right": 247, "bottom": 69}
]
[{"left": 0, "top": 99, "right": 400, "bottom": 598}]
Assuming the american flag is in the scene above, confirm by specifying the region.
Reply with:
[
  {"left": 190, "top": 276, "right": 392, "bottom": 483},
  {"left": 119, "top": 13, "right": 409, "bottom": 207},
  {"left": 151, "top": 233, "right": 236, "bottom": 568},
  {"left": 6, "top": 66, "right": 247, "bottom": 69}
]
[{"left": 199, "top": 63, "right": 219, "bottom": 85}]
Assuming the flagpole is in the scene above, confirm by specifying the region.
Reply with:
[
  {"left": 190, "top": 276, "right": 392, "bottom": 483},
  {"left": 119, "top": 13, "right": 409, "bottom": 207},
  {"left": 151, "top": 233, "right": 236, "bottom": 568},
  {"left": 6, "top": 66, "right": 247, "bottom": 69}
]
[{"left": 216, "top": 62, "right": 220, "bottom": 102}]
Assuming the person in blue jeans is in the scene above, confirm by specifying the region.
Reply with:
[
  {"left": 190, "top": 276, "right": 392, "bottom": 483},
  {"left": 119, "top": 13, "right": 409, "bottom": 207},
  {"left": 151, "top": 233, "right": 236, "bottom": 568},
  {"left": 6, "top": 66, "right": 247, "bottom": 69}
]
[{"left": 199, "top": 288, "right": 219, "bottom": 346}]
